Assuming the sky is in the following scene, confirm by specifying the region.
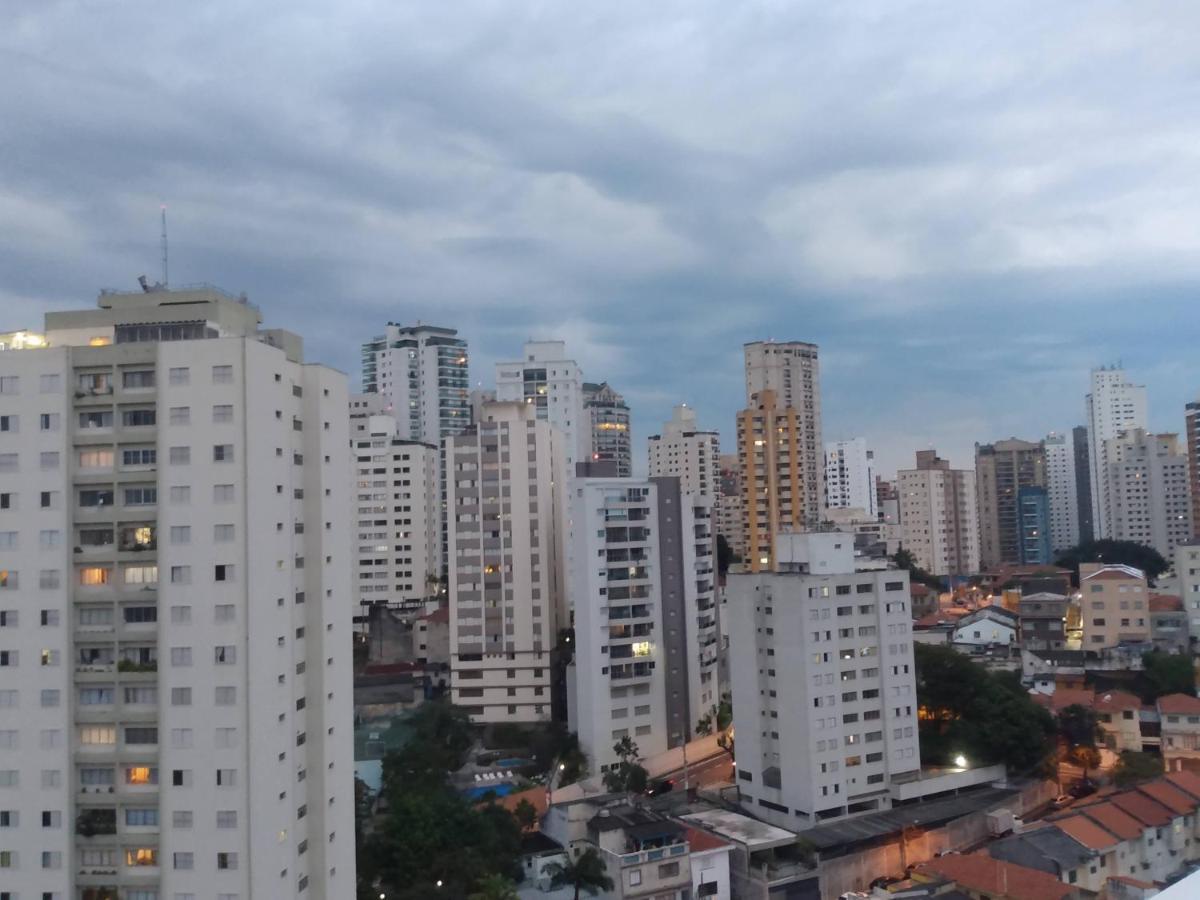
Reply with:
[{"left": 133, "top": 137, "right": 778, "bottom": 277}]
[{"left": 4, "top": 1, "right": 1200, "bottom": 478}]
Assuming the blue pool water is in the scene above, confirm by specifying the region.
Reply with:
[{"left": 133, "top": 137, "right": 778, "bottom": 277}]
[
  {"left": 462, "top": 783, "right": 517, "bottom": 801},
  {"left": 496, "top": 757, "right": 533, "bottom": 768}
]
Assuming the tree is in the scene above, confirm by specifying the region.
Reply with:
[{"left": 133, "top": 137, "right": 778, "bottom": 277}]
[
  {"left": 512, "top": 798, "right": 538, "bottom": 832},
  {"left": 1057, "top": 704, "right": 1102, "bottom": 752},
  {"left": 1055, "top": 540, "right": 1169, "bottom": 586},
  {"left": 695, "top": 694, "right": 732, "bottom": 736},
  {"left": 1073, "top": 746, "right": 1102, "bottom": 782},
  {"left": 602, "top": 738, "right": 649, "bottom": 794},
  {"left": 892, "top": 547, "right": 942, "bottom": 590},
  {"left": 469, "top": 874, "right": 520, "bottom": 900},
  {"left": 1113, "top": 750, "right": 1165, "bottom": 787},
  {"left": 914, "top": 643, "right": 1056, "bottom": 773},
  {"left": 1142, "top": 651, "right": 1196, "bottom": 700},
  {"left": 547, "top": 846, "right": 615, "bottom": 900}
]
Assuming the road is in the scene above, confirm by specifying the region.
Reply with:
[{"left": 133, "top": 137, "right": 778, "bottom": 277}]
[{"left": 663, "top": 750, "right": 735, "bottom": 791}]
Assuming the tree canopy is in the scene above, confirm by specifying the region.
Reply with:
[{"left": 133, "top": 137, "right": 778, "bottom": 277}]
[
  {"left": 547, "top": 846, "right": 614, "bottom": 900},
  {"left": 893, "top": 548, "right": 943, "bottom": 590},
  {"left": 1055, "top": 540, "right": 1169, "bottom": 586},
  {"left": 1142, "top": 651, "right": 1196, "bottom": 701},
  {"left": 915, "top": 643, "right": 1056, "bottom": 773},
  {"left": 1113, "top": 750, "right": 1165, "bottom": 787}
]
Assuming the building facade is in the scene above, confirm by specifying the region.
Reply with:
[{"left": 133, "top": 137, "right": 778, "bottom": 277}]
[
  {"left": 0, "top": 287, "right": 355, "bottom": 899},
  {"left": 495, "top": 340, "right": 589, "bottom": 475},
  {"left": 582, "top": 382, "right": 632, "bottom": 478},
  {"left": 742, "top": 342, "right": 823, "bottom": 522},
  {"left": 1018, "top": 486, "right": 1052, "bottom": 565},
  {"left": 975, "top": 438, "right": 1046, "bottom": 570},
  {"left": 1177, "top": 541, "right": 1200, "bottom": 645},
  {"left": 897, "top": 450, "right": 980, "bottom": 577},
  {"left": 1044, "top": 431, "right": 1081, "bottom": 554},
  {"left": 568, "top": 476, "right": 717, "bottom": 772},
  {"left": 359, "top": 323, "right": 469, "bottom": 442},
  {"left": 824, "top": 438, "right": 877, "bottom": 519},
  {"left": 349, "top": 413, "right": 441, "bottom": 609},
  {"left": 717, "top": 454, "right": 745, "bottom": 562},
  {"left": 1188, "top": 399, "right": 1200, "bottom": 540},
  {"left": 1106, "top": 429, "right": 1193, "bottom": 559},
  {"left": 1080, "top": 563, "right": 1151, "bottom": 650},
  {"left": 647, "top": 405, "right": 720, "bottom": 499},
  {"left": 1073, "top": 425, "right": 1095, "bottom": 545},
  {"left": 446, "top": 401, "right": 565, "bottom": 723},
  {"left": 1086, "top": 367, "right": 1148, "bottom": 540},
  {"left": 727, "top": 533, "right": 921, "bottom": 830}
]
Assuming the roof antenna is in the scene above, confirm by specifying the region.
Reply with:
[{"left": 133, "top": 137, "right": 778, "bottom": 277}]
[{"left": 160, "top": 204, "right": 169, "bottom": 288}]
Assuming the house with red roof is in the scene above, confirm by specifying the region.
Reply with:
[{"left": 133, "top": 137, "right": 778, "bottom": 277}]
[{"left": 916, "top": 851, "right": 1080, "bottom": 900}]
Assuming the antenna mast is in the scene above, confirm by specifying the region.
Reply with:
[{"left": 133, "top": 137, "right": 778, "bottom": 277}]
[{"left": 160, "top": 205, "right": 169, "bottom": 288}]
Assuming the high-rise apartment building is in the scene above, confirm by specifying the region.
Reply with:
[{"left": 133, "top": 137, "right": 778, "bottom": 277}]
[
  {"left": 349, "top": 411, "right": 441, "bottom": 609},
  {"left": 1106, "top": 429, "right": 1193, "bottom": 558},
  {"left": 743, "top": 341, "right": 824, "bottom": 521},
  {"left": 1017, "top": 486, "right": 1052, "bottom": 564},
  {"left": 1186, "top": 399, "right": 1200, "bottom": 539},
  {"left": 975, "top": 438, "right": 1045, "bottom": 570},
  {"left": 1175, "top": 542, "right": 1200, "bottom": 644},
  {"left": 582, "top": 381, "right": 631, "bottom": 478},
  {"left": 824, "top": 438, "right": 877, "bottom": 518},
  {"left": 727, "top": 532, "right": 920, "bottom": 831},
  {"left": 1044, "top": 431, "right": 1080, "bottom": 554},
  {"left": 568, "top": 475, "right": 717, "bottom": 772},
  {"left": 446, "top": 401, "right": 564, "bottom": 723},
  {"left": 495, "top": 341, "right": 589, "bottom": 475},
  {"left": 876, "top": 477, "right": 899, "bottom": 530},
  {"left": 716, "top": 454, "right": 745, "bottom": 561},
  {"left": 647, "top": 404, "right": 720, "bottom": 499},
  {"left": 736, "top": 390, "right": 812, "bottom": 573},
  {"left": 897, "top": 450, "right": 980, "bottom": 576},
  {"left": 1087, "top": 366, "right": 1148, "bottom": 539},
  {"left": 0, "top": 287, "right": 355, "bottom": 899},
  {"left": 359, "top": 323, "right": 470, "bottom": 442},
  {"left": 1073, "top": 424, "right": 1095, "bottom": 545},
  {"left": 1080, "top": 563, "right": 1150, "bottom": 649}
]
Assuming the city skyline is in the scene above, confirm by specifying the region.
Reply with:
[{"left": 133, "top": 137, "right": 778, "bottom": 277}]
[{"left": 5, "top": 4, "right": 1200, "bottom": 479}]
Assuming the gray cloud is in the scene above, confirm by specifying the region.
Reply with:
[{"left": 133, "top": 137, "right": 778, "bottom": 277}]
[{"left": 3, "top": 1, "right": 1200, "bottom": 479}]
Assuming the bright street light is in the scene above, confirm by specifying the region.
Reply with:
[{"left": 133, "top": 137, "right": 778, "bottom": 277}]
[{"left": 953, "top": 754, "right": 967, "bottom": 769}]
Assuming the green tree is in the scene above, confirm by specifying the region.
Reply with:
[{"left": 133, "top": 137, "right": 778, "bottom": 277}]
[
  {"left": 1055, "top": 540, "right": 1169, "bottom": 586},
  {"left": 1057, "top": 704, "right": 1102, "bottom": 751},
  {"left": 469, "top": 873, "right": 520, "bottom": 900},
  {"left": 1113, "top": 750, "right": 1165, "bottom": 787},
  {"left": 914, "top": 643, "right": 1056, "bottom": 772},
  {"left": 547, "top": 846, "right": 615, "bottom": 900},
  {"left": 1142, "top": 651, "right": 1196, "bottom": 701},
  {"left": 695, "top": 694, "right": 732, "bottom": 736},
  {"left": 512, "top": 798, "right": 538, "bottom": 832},
  {"left": 892, "top": 547, "right": 942, "bottom": 590},
  {"left": 602, "top": 738, "right": 649, "bottom": 793}
]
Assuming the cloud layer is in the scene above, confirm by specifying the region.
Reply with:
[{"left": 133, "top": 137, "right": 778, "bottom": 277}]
[{"left": 4, "top": 1, "right": 1199, "bottom": 476}]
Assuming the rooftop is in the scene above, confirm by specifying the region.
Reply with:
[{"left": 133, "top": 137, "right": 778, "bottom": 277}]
[
  {"left": 680, "top": 808, "right": 796, "bottom": 851},
  {"left": 918, "top": 852, "right": 1074, "bottom": 900},
  {"left": 1158, "top": 693, "right": 1200, "bottom": 716},
  {"left": 1053, "top": 814, "right": 1121, "bottom": 851}
]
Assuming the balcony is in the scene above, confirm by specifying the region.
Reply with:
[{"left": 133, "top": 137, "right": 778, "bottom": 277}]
[{"left": 76, "top": 808, "right": 117, "bottom": 837}]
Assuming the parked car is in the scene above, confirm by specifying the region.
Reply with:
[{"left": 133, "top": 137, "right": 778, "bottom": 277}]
[
  {"left": 645, "top": 778, "right": 675, "bottom": 797},
  {"left": 1053, "top": 794, "right": 1072, "bottom": 808},
  {"left": 1069, "top": 780, "right": 1097, "bottom": 800}
]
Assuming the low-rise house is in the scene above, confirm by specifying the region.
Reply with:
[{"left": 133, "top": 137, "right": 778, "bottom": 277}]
[
  {"left": 680, "top": 808, "right": 817, "bottom": 899},
  {"left": 1158, "top": 693, "right": 1200, "bottom": 772},
  {"left": 1030, "top": 688, "right": 1144, "bottom": 752},
  {"left": 1019, "top": 593, "right": 1071, "bottom": 652},
  {"left": 1080, "top": 563, "right": 1151, "bottom": 650},
  {"left": 916, "top": 851, "right": 1080, "bottom": 899},
  {"left": 951, "top": 604, "right": 1018, "bottom": 648},
  {"left": 682, "top": 827, "right": 732, "bottom": 900},
  {"left": 1150, "top": 593, "right": 1189, "bottom": 653}
]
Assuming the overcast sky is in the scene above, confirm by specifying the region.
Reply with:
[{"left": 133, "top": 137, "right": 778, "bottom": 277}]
[{"left": 5, "top": 1, "right": 1199, "bottom": 477}]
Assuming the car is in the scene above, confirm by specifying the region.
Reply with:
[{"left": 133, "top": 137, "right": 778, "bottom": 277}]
[
  {"left": 1053, "top": 794, "right": 1072, "bottom": 808},
  {"left": 645, "top": 778, "right": 675, "bottom": 797},
  {"left": 1069, "top": 781, "right": 1097, "bottom": 800}
]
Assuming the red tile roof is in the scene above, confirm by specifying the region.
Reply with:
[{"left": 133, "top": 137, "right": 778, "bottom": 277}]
[
  {"left": 1109, "top": 875, "right": 1157, "bottom": 889},
  {"left": 1164, "top": 770, "right": 1200, "bottom": 801},
  {"left": 1109, "top": 791, "right": 1175, "bottom": 827},
  {"left": 1076, "top": 802, "right": 1144, "bottom": 841},
  {"left": 919, "top": 853, "right": 1073, "bottom": 900},
  {"left": 1094, "top": 690, "right": 1143, "bottom": 713},
  {"left": 683, "top": 826, "right": 731, "bottom": 854},
  {"left": 1054, "top": 814, "right": 1121, "bottom": 851},
  {"left": 1149, "top": 593, "right": 1184, "bottom": 612},
  {"left": 1035, "top": 688, "right": 1096, "bottom": 713},
  {"left": 1157, "top": 694, "right": 1200, "bottom": 715},
  {"left": 1136, "top": 781, "right": 1196, "bottom": 816}
]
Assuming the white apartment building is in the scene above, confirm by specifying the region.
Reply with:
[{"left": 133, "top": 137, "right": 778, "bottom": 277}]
[
  {"left": 568, "top": 476, "right": 718, "bottom": 773},
  {"left": 359, "top": 323, "right": 470, "bottom": 442},
  {"left": 349, "top": 412, "right": 441, "bottom": 609},
  {"left": 446, "top": 401, "right": 565, "bottom": 723},
  {"left": 1086, "top": 366, "right": 1148, "bottom": 539},
  {"left": 1107, "top": 429, "right": 1193, "bottom": 559},
  {"left": 0, "top": 287, "right": 355, "bottom": 899},
  {"left": 742, "top": 341, "right": 824, "bottom": 522},
  {"left": 824, "top": 438, "right": 877, "bottom": 519},
  {"left": 898, "top": 450, "right": 980, "bottom": 577},
  {"left": 1044, "top": 431, "right": 1080, "bottom": 554},
  {"left": 727, "top": 533, "right": 921, "bottom": 831},
  {"left": 1177, "top": 541, "right": 1200, "bottom": 644},
  {"left": 495, "top": 341, "right": 589, "bottom": 474},
  {"left": 647, "top": 405, "right": 720, "bottom": 499}
]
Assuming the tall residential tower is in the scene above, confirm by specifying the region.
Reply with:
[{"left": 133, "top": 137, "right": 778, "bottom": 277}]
[
  {"left": 1086, "top": 366, "right": 1147, "bottom": 539},
  {"left": 359, "top": 323, "right": 470, "bottom": 442}
]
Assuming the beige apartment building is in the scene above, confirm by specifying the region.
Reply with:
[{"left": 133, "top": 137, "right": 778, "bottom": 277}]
[
  {"left": 1080, "top": 563, "right": 1151, "bottom": 650},
  {"left": 897, "top": 450, "right": 980, "bottom": 577}
]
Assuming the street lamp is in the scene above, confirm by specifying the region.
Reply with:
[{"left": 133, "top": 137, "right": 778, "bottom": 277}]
[{"left": 953, "top": 754, "right": 967, "bottom": 769}]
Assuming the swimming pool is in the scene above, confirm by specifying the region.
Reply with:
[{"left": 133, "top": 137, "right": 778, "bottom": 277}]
[
  {"left": 462, "top": 783, "right": 517, "bottom": 801},
  {"left": 495, "top": 757, "right": 533, "bottom": 768}
]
